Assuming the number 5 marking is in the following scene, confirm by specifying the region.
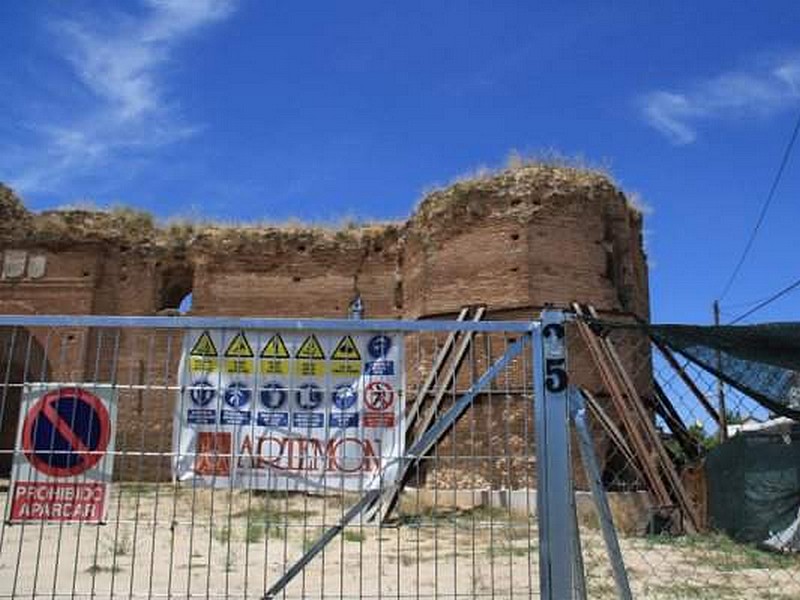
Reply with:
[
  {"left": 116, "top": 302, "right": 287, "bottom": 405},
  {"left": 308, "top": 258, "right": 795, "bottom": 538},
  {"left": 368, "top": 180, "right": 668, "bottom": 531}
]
[
  {"left": 542, "top": 322, "right": 567, "bottom": 392},
  {"left": 545, "top": 358, "right": 567, "bottom": 393}
]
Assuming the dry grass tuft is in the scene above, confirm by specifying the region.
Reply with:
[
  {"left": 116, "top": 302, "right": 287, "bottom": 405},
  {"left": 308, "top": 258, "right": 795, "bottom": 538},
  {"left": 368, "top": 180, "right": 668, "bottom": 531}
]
[
  {"left": 409, "top": 154, "right": 630, "bottom": 241},
  {"left": 0, "top": 155, "right": 634, "bottom": 254}
]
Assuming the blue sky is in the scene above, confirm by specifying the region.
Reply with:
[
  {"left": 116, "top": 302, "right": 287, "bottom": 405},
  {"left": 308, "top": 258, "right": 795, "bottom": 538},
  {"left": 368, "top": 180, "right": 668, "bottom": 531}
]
[{"left": 2, "top": 0, "right": 800, "bottom": 325}]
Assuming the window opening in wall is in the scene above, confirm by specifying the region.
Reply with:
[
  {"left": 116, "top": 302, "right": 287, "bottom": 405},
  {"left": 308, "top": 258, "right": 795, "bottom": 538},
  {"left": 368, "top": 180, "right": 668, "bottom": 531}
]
[{"left": 157, "top": 265, "right": 194, "bottom": 314}]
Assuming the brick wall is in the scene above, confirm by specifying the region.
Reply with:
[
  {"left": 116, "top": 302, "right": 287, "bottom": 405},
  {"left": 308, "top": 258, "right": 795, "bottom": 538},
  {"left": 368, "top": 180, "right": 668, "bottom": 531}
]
[{"left": 0, "top": 166, "right": 650, "bottom": 486}]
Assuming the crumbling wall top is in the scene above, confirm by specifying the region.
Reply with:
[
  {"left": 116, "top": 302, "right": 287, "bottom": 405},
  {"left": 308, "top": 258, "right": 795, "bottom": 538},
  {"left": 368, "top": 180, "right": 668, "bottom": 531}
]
[
  {"left": 408, "top": 163, "right": 634, "bottom": 240},
  {"left": 0, "top": 161, "right": 638, "bottom": 255}
]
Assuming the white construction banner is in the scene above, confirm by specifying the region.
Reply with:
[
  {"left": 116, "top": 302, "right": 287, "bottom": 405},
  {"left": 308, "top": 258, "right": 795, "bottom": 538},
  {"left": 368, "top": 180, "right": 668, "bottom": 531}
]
[
  {"left": 173, "top": 329, "right": 404, "bottom": 491},
  {"left": 8, "top": 385, "right": 118, "bottom": 523}
]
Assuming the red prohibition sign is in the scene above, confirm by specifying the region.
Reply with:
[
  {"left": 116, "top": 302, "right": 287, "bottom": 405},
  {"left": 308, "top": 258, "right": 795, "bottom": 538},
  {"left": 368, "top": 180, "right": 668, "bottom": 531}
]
[
  {"left": 22, "top": 387, "right": 111, "bottom": 478},
  {"left": 364, "top": 381, "right": 395, "bottom": 411}
]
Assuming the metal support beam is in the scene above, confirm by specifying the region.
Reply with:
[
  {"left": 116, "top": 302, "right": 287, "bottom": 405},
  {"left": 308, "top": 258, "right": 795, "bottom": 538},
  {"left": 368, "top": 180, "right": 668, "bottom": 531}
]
[
  {"left": 535, "top": 309, "right": 574, "bottom": 599},
  {"left": 404, "top": 306, "right": 473, "bottom": 434},
  {"left": 651, "top": 336, "right": 721, "bottom": 425},
  {"left": 570, "top": 388, "right": 633, "bottom": 600}
]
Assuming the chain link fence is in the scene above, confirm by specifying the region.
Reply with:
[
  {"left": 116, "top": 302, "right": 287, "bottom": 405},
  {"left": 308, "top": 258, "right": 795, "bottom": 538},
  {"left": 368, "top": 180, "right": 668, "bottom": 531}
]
[{"left": 569, "top": 318, "right": 800, "bottom": 600}]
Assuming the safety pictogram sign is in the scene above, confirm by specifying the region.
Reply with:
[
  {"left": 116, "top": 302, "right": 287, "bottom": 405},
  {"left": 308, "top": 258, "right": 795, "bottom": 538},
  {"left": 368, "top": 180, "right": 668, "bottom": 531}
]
[
  {"left": 367, "top": 335, "right": 392, "bottom": 359},
  {"left": 294, "top": 334, "right": 326, "bottom": 377},
  {"left": 260, "top": 382, "right": 288, "bottom": 409},
  {"left": 225, "top": 332, "right": 254, "bottom": 358},
  {"left": 191, "top": 332, "right": 218, "bottom": 356},
  {"left": 189, "top": 331, "right": 218, "bottom": 372},
  {"left": 224, "top": 332, "right": 254, "bottom": 375},
  {"left": 296, "top": 335, "right": 325, "bottom": 359},
  {"left": 330, "top": 335, "right": 362, "bottom": 377},
  {"left": 9, "top": 386, "right": 117, "bottom": 523},
  {"left": 175, "top": 328, "right": 405, "bottom": 493},
  {"left": 364, "top": 381, "right": 395, "bottom": 411},
  {"left": 332, "top": 336, "right": 361, "bottom": 361},
  {"left": 260, "top": 334, "right": 290, "bottom": 375}
]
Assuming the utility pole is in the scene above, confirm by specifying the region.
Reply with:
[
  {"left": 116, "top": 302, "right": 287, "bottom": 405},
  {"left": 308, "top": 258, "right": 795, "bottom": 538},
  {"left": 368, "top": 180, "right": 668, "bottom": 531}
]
[{"left": 713, "top": 300, "right": 728, "bottom": 442}]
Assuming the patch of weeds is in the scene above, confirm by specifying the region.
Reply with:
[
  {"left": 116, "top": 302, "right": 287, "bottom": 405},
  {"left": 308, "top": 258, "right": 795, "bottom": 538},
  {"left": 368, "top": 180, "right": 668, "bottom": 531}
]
[
  {"left": 86, "top": 563, "right": 122, "bottom": 574},
  {"left": 400, "top": 554, "right": 417, "bottom": 567},
  {"left": 245, "top": 522, "right": 264, "bottom": 544},
  {"left": 112, "top": 533, "right": 132, "bottom": 557},
  {"left": 214, "top": 526, "right": 232, "bottom": 544},
  {"left": 122, "top": 482, "right": 157, "bottom": 496},
  {"left": 645, "top": 580, "right": 741, "bottom": 599},
  {"left": 343, "top": 530, "right": 366, "bottom": 543},
  {"left": 232, "top": 503, "right": 314, "bottom": 523},
  {"left": 463, "top": 505, "right": 516, "bottom": 523},
  {"left": 225, "top": 554, "right": 236, "bottom": 573},
  {"left": 504, "top": 524, "right": 535, "bottom": 541},
  {"left": 644, "top": 532, "right": 800, "bottom": 571},
  {"left": 587, "top": 580, "right": 616, "bottom": 599},
  {"left": 397, "top": 504, "right": 532, "bottom": 531},
  {"left": 487, "top": 542, "right": 537, "bottom": 558},
  {"left": 761, "top": 593, "right": 800, "bottom": 600}
]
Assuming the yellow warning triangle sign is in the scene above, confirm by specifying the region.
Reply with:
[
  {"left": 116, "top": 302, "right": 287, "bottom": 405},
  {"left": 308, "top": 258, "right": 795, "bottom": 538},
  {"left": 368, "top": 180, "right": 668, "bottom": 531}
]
[
  {"left": 190, "top": 331, "right": 218, "bottom": 357},
  {"left": 331, "top": 335, "right": 361, "bottom": 361},
  {"left": 295, "top": 334, "right": 325, "bottom": 360},
  {"left": 224, "top": 332, "right": 254, "bottom": 358},
  {"left": 261, "top": 334, "right": 290, "bottom": 359}
]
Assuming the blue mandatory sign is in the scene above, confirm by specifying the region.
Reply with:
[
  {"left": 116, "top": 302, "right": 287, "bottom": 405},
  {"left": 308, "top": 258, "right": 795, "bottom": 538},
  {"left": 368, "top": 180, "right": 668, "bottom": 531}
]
[
  {"left": 364, "top": 360, "right": 394, "bottom": 376},
  {"left": 367, "top": 335, "right": 392, "bottom": 359},
  {"left": 224, "top": 382, "right": 251, "bottom": 408},
  {"left": 187, "top": 409, "right": 216, "bottom": 425},
  {"left": 221, "top": 410, "right": 251, "bottom": 426},
  {"left": 293, "top": 412, "right": 324, "bottom": 428},
  {"left": 332, "top": 384, "right": 358, "bottom": 410},
  {"left": 296, "top": 383, "right": 323, "bottom": 410},
  {"left": 330, "top": 412, "right": 359, "bottom": 428},
  {"left": 257, "top": 412, "right": 289, "bottom": 427},
  {"left": 260, "top": 382, "right": 288, "bottom": 409},
  {"left": 190, "top": 379, "right": 216, "bottom": 407}
]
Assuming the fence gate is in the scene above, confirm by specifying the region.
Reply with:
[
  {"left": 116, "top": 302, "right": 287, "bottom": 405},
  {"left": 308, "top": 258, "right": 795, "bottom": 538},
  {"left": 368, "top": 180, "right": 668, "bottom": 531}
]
[{"left": 0, "top": 312, "right": 607, "bottom": 599}]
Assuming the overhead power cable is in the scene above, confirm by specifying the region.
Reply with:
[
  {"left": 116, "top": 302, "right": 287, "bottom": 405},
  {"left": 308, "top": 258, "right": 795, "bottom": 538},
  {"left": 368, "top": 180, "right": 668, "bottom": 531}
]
[
  {"left": 718, "top": 107, "right": 800, "bottom": 301},
  {"left": 728, "top": 275, "right": 800, "bottom": 325}
]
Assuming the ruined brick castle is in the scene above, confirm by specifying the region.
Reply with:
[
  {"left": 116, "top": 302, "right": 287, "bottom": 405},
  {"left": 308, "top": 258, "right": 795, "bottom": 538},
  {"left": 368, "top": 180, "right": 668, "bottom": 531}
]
[{"left": 0, "top": 163, "right": 649, "bottom": 484}]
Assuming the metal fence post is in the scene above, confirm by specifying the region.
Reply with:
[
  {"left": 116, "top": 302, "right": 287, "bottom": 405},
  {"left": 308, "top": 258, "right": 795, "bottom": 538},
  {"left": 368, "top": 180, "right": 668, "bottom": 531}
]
[{"left": 534, "top": 309, "right": 575, "bottom": 598}]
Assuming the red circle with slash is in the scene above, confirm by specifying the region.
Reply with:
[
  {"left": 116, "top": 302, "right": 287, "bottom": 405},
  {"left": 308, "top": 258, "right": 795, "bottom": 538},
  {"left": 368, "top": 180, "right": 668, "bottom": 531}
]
[
  {"left": 364, "top": 381, "right": 395, "bottom": 411},
  {"left": 21, "top": 387, "right": 111, "bottom": 477}
]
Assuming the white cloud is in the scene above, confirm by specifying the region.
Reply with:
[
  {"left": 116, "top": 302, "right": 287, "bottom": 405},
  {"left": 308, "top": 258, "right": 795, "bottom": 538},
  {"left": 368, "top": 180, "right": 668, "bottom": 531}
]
[
  {"left": 6, "top": 0, "right": 235, "bottom": 193},
  {"left": 640, "top": 54, "right": 800, "bottom": 145}
]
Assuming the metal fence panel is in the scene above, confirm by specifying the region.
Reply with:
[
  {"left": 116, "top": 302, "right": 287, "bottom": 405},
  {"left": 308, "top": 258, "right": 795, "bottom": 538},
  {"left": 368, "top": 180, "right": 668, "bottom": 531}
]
[{"left": 0, "top": 316, "right": 551, "bottom": 600}]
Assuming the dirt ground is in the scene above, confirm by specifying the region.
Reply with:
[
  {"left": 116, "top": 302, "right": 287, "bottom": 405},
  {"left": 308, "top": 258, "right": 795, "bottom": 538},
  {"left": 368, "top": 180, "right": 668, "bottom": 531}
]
[{"left": 0, "top": 484, "right": 798, "bottom": 599}]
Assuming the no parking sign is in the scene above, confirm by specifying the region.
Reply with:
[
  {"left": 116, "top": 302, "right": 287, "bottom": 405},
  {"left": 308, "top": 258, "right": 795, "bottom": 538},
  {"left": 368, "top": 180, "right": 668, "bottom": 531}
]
[{"left": 8, "top": 386, "right": 117, "bottom": 523}]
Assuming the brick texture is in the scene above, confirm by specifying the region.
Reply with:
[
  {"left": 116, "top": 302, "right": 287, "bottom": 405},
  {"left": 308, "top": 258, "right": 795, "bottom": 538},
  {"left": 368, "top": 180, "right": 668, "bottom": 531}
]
[{"left": 0, "top": 166, "right": 650, "bottom": 487}]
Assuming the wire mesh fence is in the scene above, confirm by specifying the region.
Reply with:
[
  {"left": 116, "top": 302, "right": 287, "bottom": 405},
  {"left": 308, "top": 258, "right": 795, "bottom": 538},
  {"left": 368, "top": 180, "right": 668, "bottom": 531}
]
[
  {"left": 0, "top": 318, "right": 544, "bottom": 599},
  {"left": 2, "top": 311, "right": 799, "bottom": 599},
  {"left": 568, "top": 317, "right": 800, "bottom": 600}
]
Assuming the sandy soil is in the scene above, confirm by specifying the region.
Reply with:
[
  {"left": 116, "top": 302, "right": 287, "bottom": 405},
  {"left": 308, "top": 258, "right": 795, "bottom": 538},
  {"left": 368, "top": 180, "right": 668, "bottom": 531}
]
[{"left": 0, "top": 484, "right": 798, "bottom": 599}]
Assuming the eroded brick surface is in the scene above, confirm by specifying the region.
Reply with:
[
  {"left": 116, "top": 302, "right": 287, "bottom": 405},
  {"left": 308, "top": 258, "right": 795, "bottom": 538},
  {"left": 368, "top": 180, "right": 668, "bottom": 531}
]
[{"left": 0, "top": 165, "right": 650, "bottom": 485}]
